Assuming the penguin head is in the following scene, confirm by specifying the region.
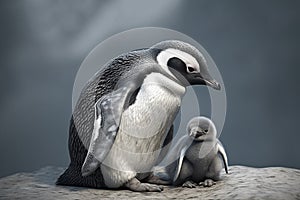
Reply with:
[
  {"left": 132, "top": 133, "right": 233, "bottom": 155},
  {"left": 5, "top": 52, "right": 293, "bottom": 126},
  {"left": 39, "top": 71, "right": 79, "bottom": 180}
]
[
  {"left": 151, "top": 40, "right": 221, "bottom": 90},
  {"left": 187, "top": 116, "right": 217, "bottom": 141}
]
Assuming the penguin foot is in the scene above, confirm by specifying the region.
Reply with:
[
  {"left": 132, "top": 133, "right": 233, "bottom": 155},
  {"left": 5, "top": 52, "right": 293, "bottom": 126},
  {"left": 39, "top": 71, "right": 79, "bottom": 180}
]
[
  {"left": 125, "top": 177, "right": 164, "bottom": 192},
  {"left": 145, "top": 174, "right": 171, "bottom": 185},
  {"left": 182, "top": 180, "right": 197, "bottom": 188},
  {"left": 199, "top": 179, "right": 216, "bottom": 187}
]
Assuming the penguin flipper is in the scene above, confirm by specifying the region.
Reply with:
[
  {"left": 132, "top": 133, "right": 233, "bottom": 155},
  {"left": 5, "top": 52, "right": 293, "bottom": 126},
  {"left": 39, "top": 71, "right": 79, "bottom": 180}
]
[
  {"left": 81, "top": 86, "right": 135, "bottom": 176},
  {"left": 216, "top": 140, "right": 229, "bottom": 174},
  {"left": 173, "top": 145, "right": 189, "bottom": 182},
  {"left": 158, "top": 135, "right": 192, "bottom": 182}
]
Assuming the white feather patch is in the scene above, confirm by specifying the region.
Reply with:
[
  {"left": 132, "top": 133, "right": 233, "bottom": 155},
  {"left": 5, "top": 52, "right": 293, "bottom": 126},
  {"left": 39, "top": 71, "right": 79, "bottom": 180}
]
[
  {"left": 88, "top": 102, "right": 102, "bottom": 153},
  {"left": 157, "top": 48, "right": 201, "bottom": 75}
]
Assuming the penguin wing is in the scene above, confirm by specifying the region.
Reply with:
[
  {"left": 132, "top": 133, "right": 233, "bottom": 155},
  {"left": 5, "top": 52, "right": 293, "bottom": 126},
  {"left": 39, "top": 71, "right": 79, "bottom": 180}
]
[
  {"left": 162, "top": 135, "right": 192, "bottom": 182},
  {"left": 216, "top": 140, "right": 229, "bottom": 174},
  {"left": 81, "top": 84, "right": 140, "bottom": 176},
  {"left": 173, "top": 145, "right": 189, "bottom": 182}
]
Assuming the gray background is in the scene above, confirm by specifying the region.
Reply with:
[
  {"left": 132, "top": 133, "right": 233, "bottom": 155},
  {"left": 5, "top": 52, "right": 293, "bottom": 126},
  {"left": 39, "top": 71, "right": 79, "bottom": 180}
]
[{"left": 0, "top": 0, "right": 299, "bottom": 178}]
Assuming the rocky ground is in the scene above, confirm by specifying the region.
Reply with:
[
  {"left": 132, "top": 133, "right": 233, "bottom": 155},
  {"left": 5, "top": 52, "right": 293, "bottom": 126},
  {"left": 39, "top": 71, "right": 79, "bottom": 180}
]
[{"left": 0, "top": 166, "right": 299, "bottom": 200}]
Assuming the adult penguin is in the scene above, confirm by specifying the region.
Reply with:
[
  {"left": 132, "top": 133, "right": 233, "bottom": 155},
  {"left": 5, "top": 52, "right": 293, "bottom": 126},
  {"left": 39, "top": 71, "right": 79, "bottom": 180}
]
[{"left": 56, "top": 40, "right": 221, "bottom": 192}]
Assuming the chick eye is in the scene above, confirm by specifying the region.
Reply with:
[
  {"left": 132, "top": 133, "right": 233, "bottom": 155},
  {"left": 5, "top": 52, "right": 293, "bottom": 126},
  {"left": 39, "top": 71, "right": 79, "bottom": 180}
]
[
  {"left": 204, "top": 129, "right": 208, "bottom": 133},
  {"left": 187, "top": 66, "right": 195, "bottom": 73}
]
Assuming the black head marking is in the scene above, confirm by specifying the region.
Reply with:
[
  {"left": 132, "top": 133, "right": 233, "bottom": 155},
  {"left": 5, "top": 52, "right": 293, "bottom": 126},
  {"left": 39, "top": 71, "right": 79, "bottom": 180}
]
[{"left": 167, "top": 57, "right": 187, "bottom": 74}]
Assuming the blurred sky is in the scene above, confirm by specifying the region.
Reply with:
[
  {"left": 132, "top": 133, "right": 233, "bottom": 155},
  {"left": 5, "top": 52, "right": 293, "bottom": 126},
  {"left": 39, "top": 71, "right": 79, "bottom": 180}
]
[{"left": 0, "top": 0, "right": 300, "bottom": 177}]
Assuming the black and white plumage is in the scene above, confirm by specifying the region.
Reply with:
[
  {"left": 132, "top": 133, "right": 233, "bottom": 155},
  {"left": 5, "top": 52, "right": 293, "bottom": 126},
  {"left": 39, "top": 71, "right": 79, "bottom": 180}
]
[
  {"left": 56, "top": 40, "right": 221, "bottom": 192},
  {"left": 160, "top": 116, "right": 228, "bottom": 188}
]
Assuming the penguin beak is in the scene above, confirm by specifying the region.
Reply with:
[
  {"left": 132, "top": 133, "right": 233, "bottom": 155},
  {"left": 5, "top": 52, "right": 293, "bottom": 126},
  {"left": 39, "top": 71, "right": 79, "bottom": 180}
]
[
  {"left": 167, "top": 67, "right": 221, "bottom": 90},
  {"left": 203, "top": 79, "right": 221, "bottom": 90},
  {"left": 190, "top": 73, "right": 221, "bottom": 90},
  {"left": 195, "top": 131, "right": 205, "bottom": 137},
  {"left": 190, "top": 127, "right": 205, "bottom": 138}
]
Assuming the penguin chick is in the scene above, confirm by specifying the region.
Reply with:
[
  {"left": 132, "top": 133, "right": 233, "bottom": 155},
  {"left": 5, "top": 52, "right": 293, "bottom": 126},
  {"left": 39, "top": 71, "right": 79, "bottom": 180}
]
[{"left": 162, "top": 116, "right": 228, "bottom": 188}]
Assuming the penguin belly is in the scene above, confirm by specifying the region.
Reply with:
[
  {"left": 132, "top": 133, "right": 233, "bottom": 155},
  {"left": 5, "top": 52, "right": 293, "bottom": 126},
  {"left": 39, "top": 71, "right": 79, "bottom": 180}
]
[
  {"left": 101, "top": 73, "right": 185, "bottom": 188},
  {"left": 185, "top": 143, "right": 218, "bottom": 182}
]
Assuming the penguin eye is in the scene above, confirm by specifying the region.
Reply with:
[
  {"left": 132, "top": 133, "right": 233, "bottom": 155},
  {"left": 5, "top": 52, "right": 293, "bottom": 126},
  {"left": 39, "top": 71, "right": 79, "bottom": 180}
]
[
  {"left": 167, "top": 57, "right": 186, "bottom": 72},
  {"left": 204, "top": 129, "right": 208, "bottom": 133},
  {"left": 187, "top": 66, "right": 195, "bottom": 73}
]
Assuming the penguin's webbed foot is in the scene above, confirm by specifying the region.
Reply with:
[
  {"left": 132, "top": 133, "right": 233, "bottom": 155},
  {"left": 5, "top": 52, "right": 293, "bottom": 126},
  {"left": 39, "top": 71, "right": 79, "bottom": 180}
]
[
  {"left": 125, "top": 177, "right": 164, "bottom": 192},
  {"left": 182, "top": 180, "right": 197, "bottom": 188},
  {"left": 199, "top": 179, "right": 216, "bottom": 187}
]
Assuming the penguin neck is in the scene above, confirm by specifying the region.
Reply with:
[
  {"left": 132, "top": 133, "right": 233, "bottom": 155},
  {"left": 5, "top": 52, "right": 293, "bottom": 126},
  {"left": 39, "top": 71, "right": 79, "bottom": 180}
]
[{"left": 143, "top": 72, "right": 186, "bottom": 97}]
